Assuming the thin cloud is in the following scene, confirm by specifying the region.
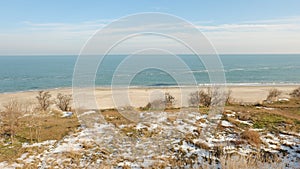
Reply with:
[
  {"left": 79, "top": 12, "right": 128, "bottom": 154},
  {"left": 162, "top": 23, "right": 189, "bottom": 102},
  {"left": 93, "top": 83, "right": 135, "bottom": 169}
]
[
  {"left": 196, "top": 16, "right": 300, "bottom": 32},
  {"left": 1, "top": 16, "right": 300, "bottom": 54},
  {"left": 22, "top": 16, "right": 300, "bottom": 33},
  {"left": 22, "top": 20, "right": 110, "bottom": 32},
  {"left": 242, "top": 16, "right": 300, "bottom": 24},
  {"left": 196, "top": 23, "right": 300, "bottom": 32}
]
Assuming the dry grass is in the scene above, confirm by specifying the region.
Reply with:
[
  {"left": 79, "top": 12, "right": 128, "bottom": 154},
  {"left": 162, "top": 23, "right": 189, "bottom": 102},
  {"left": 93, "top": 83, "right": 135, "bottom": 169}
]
[
  {"left": 101, "top": 109, "right": 131, "bottom": 126},
  {"left": 226, "top": 101, "right": 300, "bottom": 132},
  {"left": 0, "top": 143, "right": 24, "bottom": 162},
  {"left": 150, "top": 151, "right": 286, "bottom": 169},
  {"left": 0, "top": 110, "right": 79, "bottom": 163},
  {"left": 241, "top": 130, "right": 262, "bottom": 146},
  {"left": 219, "top": 154, "right": 285, "bottom": 169},
  {"left": 194, "top": 141, "right": 210, "bottom": 150},
  {"left": 18, "top": 111, "right": 79, "bottom": 142},
  {"left": 1, "top": 94, "right": 300, "bottom": 167}
]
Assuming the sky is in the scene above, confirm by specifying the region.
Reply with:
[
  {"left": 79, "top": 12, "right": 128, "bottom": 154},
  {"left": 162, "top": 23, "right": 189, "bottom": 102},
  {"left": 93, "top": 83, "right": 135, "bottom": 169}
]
[{"left": 1, "top": 0, "right": 300, "bottom": 55}]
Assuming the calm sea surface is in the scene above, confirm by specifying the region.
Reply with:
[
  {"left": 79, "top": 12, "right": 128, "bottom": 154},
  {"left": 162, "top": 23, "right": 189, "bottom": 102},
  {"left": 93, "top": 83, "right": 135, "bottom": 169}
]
[{"left": 0, "top": 54, "right": 300, "bottom": 93}]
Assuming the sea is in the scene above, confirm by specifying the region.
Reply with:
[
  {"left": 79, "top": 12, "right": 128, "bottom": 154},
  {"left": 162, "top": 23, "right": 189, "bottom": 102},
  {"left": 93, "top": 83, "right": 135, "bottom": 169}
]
[{"left": 0, "top": 54, "right": 300, "bottom": 93}]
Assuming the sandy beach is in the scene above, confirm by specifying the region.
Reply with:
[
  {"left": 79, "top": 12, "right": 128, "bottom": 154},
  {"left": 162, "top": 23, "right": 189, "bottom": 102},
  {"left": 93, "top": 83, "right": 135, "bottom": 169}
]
[{"left": 0, "top": 85, "right": 298, "bottom": 110}]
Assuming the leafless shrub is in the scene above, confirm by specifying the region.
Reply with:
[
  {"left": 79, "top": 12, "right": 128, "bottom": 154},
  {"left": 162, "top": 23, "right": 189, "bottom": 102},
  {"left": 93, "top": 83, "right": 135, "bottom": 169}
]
[
  {"left": 142, "top": 92, "right": 176, "bottom": 110},
  {"left": 266, "top": 88, "right": 282, "bottom": 101},
  {"left": 165, "top": 92, "right": 175, "bottom": 108},
  {"left": 225, "top": 89, "right": 233, "bottom": 105},
  {"left": 17, "top": 100, "right": 41, "bottom": 143},
  {"left": 189, "top": 89, "right": 212, "bottom": 107},
  {"left": 26, "top": 108, "right": 42, "bottom": 143},
  {"left": 189, "top": 88, "right": 212, "bottom": 107},
  {"left": 290, "top": 86, "right": 300, "bottom": 98},
  {"left": 188, "top": 91, "right": 200, "bottom": 107},
  {"left": 199, "top": 89, "right": 212, "bottom": 107},
  {"left": 36, "top": 91, "right": 52, "bottom": 111},
  {"left": 56, "top": 93, "right": 72, "bottom": 111},
  {"left": 189, "top": 87, "right": 230, "bottom": 112},
  {"left": 210, "top": 88, "right": 227, "bottom": 108},
  {"left": 148, "top": 99, "right": 165, "bottom": 110},
  {"left": 0, "top": 99, "right": 23, "bottom": 143},
  {"left": 211, "top": 88, "right": 232, "bottom": 111}
]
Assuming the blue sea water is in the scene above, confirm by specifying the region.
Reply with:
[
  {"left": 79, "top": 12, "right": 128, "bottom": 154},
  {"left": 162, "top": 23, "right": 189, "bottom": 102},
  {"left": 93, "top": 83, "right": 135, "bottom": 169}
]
[{"left": 0, "top": 54, "right": 300, "bottom": 93}]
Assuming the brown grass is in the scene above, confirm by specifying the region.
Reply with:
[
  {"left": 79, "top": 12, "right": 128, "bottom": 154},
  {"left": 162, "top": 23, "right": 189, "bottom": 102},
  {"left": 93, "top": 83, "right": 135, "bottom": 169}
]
[
  {"left": 18, "top": 111, "right": 80, "bottom": 142},
  {"left": 0, "top": 110, "right": 79, "bottom": 163},
  {"left": 226, "top": 101, "right": 300, "bottom": 132},
  {"left": 241, "top": 130, "right": 262, "bottom": 146},
  {"left": 101, "top": 110, "right": 131, "bottom": 126},
  {"left": 1, "top": 94, "right": 300, "bottom": 167},
  {"left": 194, "top": 141, "right": 210, "bottom": 150},
  {"left": 219, "top": 154, "right": 285, "bottom": 169}
]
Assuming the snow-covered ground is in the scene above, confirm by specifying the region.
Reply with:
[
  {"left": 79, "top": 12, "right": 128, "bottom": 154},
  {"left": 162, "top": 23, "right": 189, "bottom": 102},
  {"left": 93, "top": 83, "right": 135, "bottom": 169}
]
[{"left": 1, "top": 111, "right": 299, "bottom": 168}]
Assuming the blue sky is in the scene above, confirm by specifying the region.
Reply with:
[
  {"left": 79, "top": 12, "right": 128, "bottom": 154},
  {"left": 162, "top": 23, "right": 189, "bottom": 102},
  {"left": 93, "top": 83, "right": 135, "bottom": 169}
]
[{"left": 1, "top": 0, "right": 300, "bottom": 54}]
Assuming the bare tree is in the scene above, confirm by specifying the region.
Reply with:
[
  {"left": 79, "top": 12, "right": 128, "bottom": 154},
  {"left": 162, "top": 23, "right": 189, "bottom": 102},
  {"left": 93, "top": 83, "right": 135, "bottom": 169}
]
[
  {"left": 266, "top": 88, "right": 282, "bottom": 102},
  {"left": 56, "top": 93, "right": 72, "bottom": 111},
  {"left": 36, "top": 91, "right": 52, "bottom": 111},
  {"left": 290, "top": 87, "right": 300, "bottom": 98},
  {"left": 0, "top": 99, "right": 23, "bottom": 144}
]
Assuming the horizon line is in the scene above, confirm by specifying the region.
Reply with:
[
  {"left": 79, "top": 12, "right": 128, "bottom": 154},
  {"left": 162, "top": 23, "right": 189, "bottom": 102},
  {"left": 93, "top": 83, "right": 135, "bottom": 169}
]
[{"left": 1, "top": 53, "right": 300, "bottom": 56}]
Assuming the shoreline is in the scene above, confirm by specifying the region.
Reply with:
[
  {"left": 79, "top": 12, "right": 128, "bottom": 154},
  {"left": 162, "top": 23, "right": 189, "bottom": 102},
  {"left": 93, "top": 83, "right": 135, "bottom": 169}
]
[
  {"left": 0, "top": 84, "right": 299, "bottom": 110},
  {"left": 1, "top": 83, "right": 300, "bottom": 94}
]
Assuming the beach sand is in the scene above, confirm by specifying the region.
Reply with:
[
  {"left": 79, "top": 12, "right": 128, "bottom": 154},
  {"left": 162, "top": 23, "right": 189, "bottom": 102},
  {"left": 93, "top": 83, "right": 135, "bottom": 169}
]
[{"left": 0, "top": 85, "right": 298, "bottom": 110}]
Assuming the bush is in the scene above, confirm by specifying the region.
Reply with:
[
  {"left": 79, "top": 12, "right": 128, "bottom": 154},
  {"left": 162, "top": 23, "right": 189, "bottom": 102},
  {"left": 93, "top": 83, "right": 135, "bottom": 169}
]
[
  {"left": 199, "top": 90, "right": 212, "bottom": 107},
  {"left": 164, "top": 92, "right": 175, "bottom": 108},
  {"left": 36, "top": 91, "right": 52, "bottom": 111},
  {"left": 188, "top": 91, "right": 200, "bottom": 107},
  {"left": 0, "top": 99, "right": 23, "bottom": 143},
  {"left": 266, "top": 88, "right": 281, "bottom": 101},
  {"left": 56, "top": 93, "right": 72, "bottom": 111},
  {"left": 189, "top": 88, "right": 231, "bottom": 107},
  {"left": 225, "top": 90, "right": 233, "bottom": 105},
  {"left": 210, "top": 87, "right": 229, "bottom": 108},
  {"left": 189, "top": 89, "right": 211, "bottom": 107},
  {"left": 142, "top": 92, "right": 175, "bottom": 110},
  {"left": 290, "top": 87, "right": 300, "bottom": 98},
  {"left": 150, "top": 99, "right": 165, "bottom": 110}
]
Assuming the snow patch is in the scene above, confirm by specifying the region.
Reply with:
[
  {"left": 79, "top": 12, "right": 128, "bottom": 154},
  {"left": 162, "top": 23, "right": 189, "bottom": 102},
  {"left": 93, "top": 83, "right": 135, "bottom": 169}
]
[
  {"left": 221, "top": 120, "right": 233, "bottom": 127},
  {"left": 62, "top": 111, "right": 73, "bottom": 117}
]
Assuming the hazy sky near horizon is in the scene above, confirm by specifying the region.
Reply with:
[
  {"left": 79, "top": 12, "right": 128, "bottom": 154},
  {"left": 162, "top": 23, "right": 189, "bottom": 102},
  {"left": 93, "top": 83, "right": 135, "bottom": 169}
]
[{"left": 1, "top": 0, "right": 300, "bottom": 55}]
